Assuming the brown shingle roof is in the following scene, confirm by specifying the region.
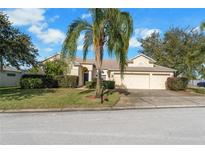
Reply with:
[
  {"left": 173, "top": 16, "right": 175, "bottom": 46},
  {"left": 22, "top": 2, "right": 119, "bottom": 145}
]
[
  {"left": 41, "top": 54, "right": 175, "bottom": 72},
  {"left": 111, "top": 65, "right": 176, "bottom": 72},
  {"left": 75, "top": 58, "right": 119, "bottom": 69},
  {"left": 75, "top": 58, "right": 175, "bottom": 72}
]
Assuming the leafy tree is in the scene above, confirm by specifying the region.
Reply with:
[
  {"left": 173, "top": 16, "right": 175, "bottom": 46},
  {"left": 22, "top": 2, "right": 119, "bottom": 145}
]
[
  {"left": 200, "top": 22, "right": 205, "bottom": 31},
  {"left": 0, "top": 12, "right": 38, "bottom": 71},
  {"left": 43, "top": 59, "right": 66, "bottom": 76},
  {"left": 27, "top": 66, "right": 41, "bottom": 74},
  {"left": 62, "top": 9, "right": 133, "bottom": 97},
  {"left": 140, "top": 27, "right": 205, "bottom": 80}
]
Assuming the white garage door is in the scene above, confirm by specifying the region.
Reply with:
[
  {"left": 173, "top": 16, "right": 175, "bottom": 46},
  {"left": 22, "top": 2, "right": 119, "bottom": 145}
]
[
  {"left": 150, "top": 74, "right": 170, "bottom": 89},
  {"left": 113, "top": 73, "right": 171, "bottom": 89},
  {"left": 122, "top": 74, "right": 150, "bottom": 89}
]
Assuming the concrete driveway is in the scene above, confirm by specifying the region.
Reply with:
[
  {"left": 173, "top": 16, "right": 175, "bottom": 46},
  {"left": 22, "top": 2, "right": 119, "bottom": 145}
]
[{"left": 116, "top": 89, "right": 205, "bottom": 108}]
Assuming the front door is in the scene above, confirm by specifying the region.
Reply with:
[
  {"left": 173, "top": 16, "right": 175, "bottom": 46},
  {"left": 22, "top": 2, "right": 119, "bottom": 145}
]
[{"left": 84, "top": 72, "right": 88, "bottom": 84}]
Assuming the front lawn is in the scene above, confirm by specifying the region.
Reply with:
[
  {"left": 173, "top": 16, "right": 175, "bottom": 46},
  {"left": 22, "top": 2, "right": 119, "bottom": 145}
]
[
  {"left": 187, "top": 87, "right": 205, "bottom": 94},
  {"left": 0, "top": 87, "right": 120, "bottom": 110}
]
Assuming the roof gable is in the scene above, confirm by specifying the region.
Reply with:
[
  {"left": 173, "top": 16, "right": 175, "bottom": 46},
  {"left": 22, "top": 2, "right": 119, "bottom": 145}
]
[{"left": 129, "top": 53, "right": 156, "bottom": 63}]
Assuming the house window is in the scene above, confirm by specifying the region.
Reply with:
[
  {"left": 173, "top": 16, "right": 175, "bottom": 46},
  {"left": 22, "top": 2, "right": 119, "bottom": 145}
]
[{"left": 7, "top": 73, "right": 16, "bottom": 77}]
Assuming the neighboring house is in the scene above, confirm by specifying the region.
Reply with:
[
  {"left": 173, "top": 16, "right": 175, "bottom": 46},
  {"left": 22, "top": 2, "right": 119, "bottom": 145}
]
[
  {"left": 41, "top": 53, "right": 176, "bottom": 89},
  {"left": 0, "top": 66, "right": 22, "bottom": 87}
]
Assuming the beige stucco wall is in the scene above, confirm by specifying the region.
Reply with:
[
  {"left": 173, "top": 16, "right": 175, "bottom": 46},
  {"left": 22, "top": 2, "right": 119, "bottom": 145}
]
[
  {"left": 81, "top": 64, "right": 93, "bottom": 71},
  {"left": 0, "top": 71, "right": 22, "bottom": 87},
  {"left": 69, "top": 65, "right": 80, "bottom": 76},
  {"left": 128, "top": 56, "right": 154, "bottom": 67}
]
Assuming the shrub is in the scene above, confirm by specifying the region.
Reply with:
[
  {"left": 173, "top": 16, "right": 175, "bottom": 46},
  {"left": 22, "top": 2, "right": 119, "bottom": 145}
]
[
  {"left": 43, "top": 59, "right": 66, "bottom": 76},
  {"left": 55, "top": 75, "right": 78, "bottom": 88},
  {"left": 103, "top": 80, "right": 115, "bottom": 89},
  {"left": 85, "top": 80, "right": 115, "bottom": 89},
  {"left": 20, "top": 74, "right": 58, "bottom": 89},
  {"left": 85, "top": 81, "right": 96, "bottom": 89},
  {"left": 166, "top": 77, "right": 188, "bottom": 91},
  {"left": 42, "top": 75, "right": 58, "bottom": 88},
  {"left": 20, "top": 78, "right": 44, "bottom": 89}
]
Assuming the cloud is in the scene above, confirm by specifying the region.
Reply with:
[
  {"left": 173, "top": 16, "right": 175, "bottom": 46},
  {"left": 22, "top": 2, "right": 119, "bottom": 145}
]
[
  {"left": 44, "top": 48, "right": 53, "bottom": 52},
  {"left": 28, "top": 24, "right": 65, "bottom": 44},
  {"left": 5, "top": 9, "right": 46, "bottom": 26},
  {"left": 77, "top": 45, "right": 84, "bottom": 51},
  {"left": 4, "top": 9, "right": 65, "bottom": 46},
  {"left": 129, "top": 37, "right": 141, "bottom": 48},
  {"left": 49, "top": 15, "right": 60, "bottom": 23},
  {"left": 81, "top": 13, "right": 91, "bottom": 19},
  {"left": 134, "top": 28, "right": 161, "bottom": 39},
  {"left": 129, "top": 28, "right": 161, "bottom": 48}
]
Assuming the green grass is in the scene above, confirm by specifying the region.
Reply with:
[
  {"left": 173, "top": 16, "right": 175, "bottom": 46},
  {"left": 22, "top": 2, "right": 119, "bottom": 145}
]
[
  {"left": 0, "top": 88, "right": 120, "bottom": 110},
  {"left": 188, "top": 87, "right": 205, "bottom": 94}
]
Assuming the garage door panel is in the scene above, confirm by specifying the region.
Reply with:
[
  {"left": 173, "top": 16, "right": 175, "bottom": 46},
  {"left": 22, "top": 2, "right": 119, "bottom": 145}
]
[
  {"left": 150, "top": 74, "right": 170, "bottom": 89},
  {"left": 122, "top": 74, "right": 150, "bottom": 89}
]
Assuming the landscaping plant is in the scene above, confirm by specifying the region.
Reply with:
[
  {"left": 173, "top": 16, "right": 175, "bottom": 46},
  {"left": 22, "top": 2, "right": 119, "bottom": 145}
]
[{"left": 166, "top": 77, "right": 188, "bottom": 91}]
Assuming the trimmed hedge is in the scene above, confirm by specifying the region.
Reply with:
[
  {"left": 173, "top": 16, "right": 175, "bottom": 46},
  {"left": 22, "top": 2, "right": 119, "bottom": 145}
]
[
  {"left": 55, "top": 75, "right": 79, "bottom": 88},
  {"left": 20, "top": 74, "right": 58, "bottom": 89},
  {"left": 103, "top": 80, "right": 115, "bottom": 89},
  {"left": 20, "top": 78, "right": 44, "bottom": 89},
  {"left": 85, "top": 81, "right": 96, "bottom": 89},
  {"left": 43, "top": 76, "right": 58, "bottom": 88},
  {"left": 166, "top": 77, "right": 188, "bottom": 91},
  {"left": 85, "top": 80, "right": 115, "bottom": 89}
]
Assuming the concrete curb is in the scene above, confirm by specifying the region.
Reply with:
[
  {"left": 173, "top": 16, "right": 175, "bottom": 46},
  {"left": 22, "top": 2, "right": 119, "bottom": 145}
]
[{"left": 1, "top": 105, "right": 205, "bottom": 113}]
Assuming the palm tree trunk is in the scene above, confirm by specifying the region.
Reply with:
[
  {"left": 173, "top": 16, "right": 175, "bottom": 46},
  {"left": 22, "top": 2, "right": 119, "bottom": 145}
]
[
  {"left": 94, "top": 24, "right": 104, "bottom": 98},
  {"left": 95, "top": 47, "right": 102, "bottom": 98}
]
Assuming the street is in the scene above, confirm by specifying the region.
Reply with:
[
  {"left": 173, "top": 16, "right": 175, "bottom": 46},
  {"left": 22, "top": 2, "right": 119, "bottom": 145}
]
[{"left": 1, "top": 108, "right": 205, "bottom": 144}]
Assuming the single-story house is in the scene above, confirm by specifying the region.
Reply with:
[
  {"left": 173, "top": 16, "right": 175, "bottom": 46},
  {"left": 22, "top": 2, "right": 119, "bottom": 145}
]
[
  {"left": 41, "top": 53, "right": 176, "bottom": 89},
  {"left": 0, "top": 66, "right": 22, "bottom": 87}
]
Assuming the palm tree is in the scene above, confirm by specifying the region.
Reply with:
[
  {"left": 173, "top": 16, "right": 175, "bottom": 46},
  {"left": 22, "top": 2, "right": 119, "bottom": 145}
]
[{"left": 62, "top": 9, "right": 133, "bottom": 97}]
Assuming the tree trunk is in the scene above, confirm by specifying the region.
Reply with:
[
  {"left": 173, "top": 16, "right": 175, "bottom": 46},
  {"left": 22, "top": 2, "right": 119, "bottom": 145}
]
[
  {"left": 95, "top": 47, "right": 102, "bottom": 98},
  {"left": 0, "top": 55, "right": 3, "bottom": 72},
  {"left": 94, "top": 24, "right": 104, "bottom": 98}
]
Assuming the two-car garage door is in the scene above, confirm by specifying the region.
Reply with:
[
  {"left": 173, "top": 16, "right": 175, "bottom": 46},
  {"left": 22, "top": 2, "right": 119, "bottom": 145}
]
[{"left": 114, "top": 73, "right": 171, "bottom": 89}]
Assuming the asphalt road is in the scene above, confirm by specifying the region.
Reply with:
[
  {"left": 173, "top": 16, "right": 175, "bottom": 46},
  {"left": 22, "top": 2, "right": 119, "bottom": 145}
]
[{"left": 1, "top": 108, "right": 205, "bottom": 144}]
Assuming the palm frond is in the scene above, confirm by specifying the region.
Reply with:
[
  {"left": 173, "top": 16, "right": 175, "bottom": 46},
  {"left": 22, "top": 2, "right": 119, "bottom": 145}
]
[
  {"left": 105, "top": 9, "right": 133, "bottom": 77},
  {"left": 62, "top": 19, "right": 92, "bottom": 60},
  {"left": 83, "top": 30, "right": 93, "bottom": 60}
]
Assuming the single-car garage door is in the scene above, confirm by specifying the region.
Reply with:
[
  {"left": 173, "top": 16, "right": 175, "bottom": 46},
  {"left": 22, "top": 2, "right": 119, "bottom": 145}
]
[
  {"left": 122, "top": 74, "right": 150, "bottom": 89},
  {"left": 150, "top": 74, "right": 170, "bottom": 89}
]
